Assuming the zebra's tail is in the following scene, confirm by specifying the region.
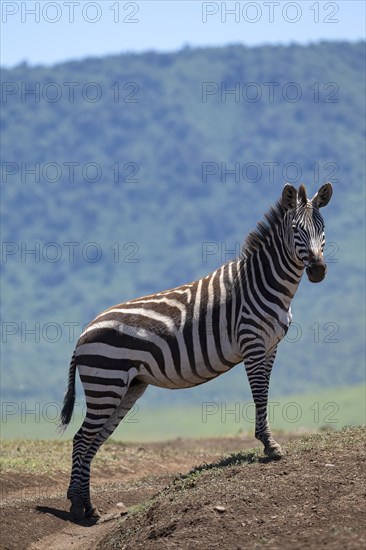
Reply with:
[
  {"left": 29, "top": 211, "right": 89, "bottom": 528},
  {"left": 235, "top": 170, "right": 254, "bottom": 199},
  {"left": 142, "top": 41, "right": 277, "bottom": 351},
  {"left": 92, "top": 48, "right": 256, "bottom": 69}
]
[{"left": 58, "top": 351, "right": 77, "bottom": 433}]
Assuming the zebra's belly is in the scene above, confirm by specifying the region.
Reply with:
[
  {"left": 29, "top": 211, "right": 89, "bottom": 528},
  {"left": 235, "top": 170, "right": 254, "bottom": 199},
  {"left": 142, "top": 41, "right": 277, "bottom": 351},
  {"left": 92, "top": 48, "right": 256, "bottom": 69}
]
[
  {"left": 75, "top": 335, "right": 242, "bottom": 391},
  {"left": 135, "top": 355, "right": 238, "bottom": 389},
  {"left": 132, "top": 331, "right": 242, "bottom": 389}
]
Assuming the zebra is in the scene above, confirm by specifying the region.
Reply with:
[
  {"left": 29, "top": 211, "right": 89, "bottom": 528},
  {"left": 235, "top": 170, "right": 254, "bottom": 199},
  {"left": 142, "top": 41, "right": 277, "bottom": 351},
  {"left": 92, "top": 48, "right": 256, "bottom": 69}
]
[{"left": 60, "top": 182, "right": 333, "bottom": 520}]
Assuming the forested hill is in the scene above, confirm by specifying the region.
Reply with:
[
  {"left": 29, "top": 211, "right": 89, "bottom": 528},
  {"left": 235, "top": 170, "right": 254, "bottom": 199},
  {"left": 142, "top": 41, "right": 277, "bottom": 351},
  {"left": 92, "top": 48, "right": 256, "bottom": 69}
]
[{"left": 1, "top": 41, "right": 365, "bottom": 404}]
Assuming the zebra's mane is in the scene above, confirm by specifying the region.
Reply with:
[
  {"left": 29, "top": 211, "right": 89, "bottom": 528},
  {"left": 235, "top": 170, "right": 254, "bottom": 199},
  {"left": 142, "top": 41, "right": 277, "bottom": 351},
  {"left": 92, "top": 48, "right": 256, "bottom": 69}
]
[{"left": 240, "top": 199, "right": 287, "bottom": 260}]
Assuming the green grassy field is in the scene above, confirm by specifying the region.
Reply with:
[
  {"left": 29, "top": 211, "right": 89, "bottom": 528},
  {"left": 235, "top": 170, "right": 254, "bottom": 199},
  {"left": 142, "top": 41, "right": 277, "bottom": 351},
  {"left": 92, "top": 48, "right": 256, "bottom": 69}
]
[{"left": 1, "top": 384, "right": 365, "bottom": 441}]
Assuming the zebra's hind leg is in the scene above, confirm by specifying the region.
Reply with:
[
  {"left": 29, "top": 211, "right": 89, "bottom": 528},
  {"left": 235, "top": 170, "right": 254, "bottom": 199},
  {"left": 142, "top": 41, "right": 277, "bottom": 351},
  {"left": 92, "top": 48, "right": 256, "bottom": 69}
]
[
  {"left": 67, "top": 403, "right": 117, "bottom": 520},
  {"left": 77, "top": 380, "right": 148, "bottom": 519},
  {"left": 66, "top": 381, "right": 131, "bottom": 519},
  {"left": 67, "top": 426, "right": 93, "bottom": 519},
  {"left": 245, "top": 347, "right": 283, "bottom": 459}
]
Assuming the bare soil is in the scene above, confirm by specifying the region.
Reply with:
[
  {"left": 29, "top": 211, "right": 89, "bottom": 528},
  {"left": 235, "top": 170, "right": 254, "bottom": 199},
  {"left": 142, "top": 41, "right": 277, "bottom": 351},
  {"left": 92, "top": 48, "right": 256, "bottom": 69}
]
[{"left": 0, "top": 429, "right": 365, "bottom": 550}]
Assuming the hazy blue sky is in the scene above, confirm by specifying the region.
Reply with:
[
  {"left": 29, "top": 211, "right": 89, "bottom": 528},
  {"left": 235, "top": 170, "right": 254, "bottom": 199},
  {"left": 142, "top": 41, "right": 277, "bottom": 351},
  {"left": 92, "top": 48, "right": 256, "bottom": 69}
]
[{"left": 1, "top": 1, "right": 365, "bottom": 67}]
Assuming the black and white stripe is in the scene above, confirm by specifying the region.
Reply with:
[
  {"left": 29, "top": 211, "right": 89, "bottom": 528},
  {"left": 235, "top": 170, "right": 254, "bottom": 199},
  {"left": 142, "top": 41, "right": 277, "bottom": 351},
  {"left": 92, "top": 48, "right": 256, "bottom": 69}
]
[{"left": 60, "top": 182, "right": 333, "bottom": 519}]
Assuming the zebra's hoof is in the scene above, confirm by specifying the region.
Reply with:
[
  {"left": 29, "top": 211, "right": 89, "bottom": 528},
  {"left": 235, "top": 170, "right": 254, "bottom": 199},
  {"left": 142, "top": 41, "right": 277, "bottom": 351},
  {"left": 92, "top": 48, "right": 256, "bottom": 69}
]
[
  {"left": 70, "top": 502, "right": 85, "bottom": 520},
  {"left": 85, "top": 506, "right": 101, "bottom": 520},
  {"left": 264, "top": 444, "right": 284, "bottom": 460}
]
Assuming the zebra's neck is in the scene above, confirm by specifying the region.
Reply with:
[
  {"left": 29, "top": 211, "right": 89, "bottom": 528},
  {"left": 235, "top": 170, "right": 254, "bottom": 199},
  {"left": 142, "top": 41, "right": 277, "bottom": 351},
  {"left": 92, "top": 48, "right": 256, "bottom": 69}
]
[{"left": 238, "top": 216, "right": 305, "bottom": 313}]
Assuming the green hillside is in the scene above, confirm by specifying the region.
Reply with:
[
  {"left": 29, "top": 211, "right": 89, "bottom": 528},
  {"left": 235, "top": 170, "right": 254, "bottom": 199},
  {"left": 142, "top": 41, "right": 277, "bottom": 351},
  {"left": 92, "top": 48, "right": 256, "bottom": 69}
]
[
  {"left": 1, "top": 41, "right": 365, "bottom": 405},
  {"left": 1, "top": 384, "right": 364, "bottom": 441}
]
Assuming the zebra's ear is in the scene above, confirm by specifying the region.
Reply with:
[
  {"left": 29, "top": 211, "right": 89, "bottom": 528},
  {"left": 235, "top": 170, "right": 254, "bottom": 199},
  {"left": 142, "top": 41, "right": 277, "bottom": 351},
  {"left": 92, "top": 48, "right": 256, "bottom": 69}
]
[
  {"left": 312, "top": 183, "right": 333, "bottom": 208},
  {"left": 282, "top": 184, "right": 297, "bottom": 210},
  {"left": 298, "top": 184, "right": 307, "bottom": 205}
]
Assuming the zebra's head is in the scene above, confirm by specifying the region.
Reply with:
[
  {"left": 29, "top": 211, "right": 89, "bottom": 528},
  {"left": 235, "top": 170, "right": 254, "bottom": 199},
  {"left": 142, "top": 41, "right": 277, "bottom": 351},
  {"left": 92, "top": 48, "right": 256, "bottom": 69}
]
[{"left": 282, "top": 183, "right": 333, "bottom": 283}]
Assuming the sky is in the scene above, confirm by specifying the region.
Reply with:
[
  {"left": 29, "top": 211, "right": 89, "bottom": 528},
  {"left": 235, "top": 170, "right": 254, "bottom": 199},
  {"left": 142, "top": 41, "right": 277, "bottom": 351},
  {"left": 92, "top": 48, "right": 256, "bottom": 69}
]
[{"left": 1, "top": 0, "right": 365, "bottom": 67}]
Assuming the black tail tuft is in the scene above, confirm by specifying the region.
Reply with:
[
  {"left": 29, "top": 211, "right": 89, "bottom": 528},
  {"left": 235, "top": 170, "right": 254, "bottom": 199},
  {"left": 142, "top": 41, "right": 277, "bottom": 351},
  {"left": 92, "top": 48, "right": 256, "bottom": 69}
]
[{"left": 59, "top": 352, "right": 77, "bottom": 432}]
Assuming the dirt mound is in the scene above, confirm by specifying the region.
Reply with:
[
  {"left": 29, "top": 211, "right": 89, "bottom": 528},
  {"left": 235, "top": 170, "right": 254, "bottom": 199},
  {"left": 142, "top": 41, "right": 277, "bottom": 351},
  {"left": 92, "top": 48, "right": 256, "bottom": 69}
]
[
  {"left": 0, "top": 435, "right": 265, "bottom": 549},
  {"left": 0, "top": 429, "right": 364, "bottom": 549},
  {"left": 98, "top": 427, "right": 366, "bottom": 550}
]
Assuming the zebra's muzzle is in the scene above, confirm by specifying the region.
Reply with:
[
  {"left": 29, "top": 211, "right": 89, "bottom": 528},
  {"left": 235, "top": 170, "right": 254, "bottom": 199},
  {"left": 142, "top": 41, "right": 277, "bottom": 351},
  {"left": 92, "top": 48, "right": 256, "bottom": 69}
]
[{"left": 306, "top": 262, "right": 327, "bottom": 283}]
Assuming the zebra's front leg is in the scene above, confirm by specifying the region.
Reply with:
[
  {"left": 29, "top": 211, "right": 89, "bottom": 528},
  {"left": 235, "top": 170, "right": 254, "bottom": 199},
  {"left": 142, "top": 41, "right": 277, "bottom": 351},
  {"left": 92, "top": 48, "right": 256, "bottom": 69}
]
[
  {"left": 254, "top": 397, "right": 283, "bottom": 459},
  {"left": 245, "top": 349, "right": 283, "bottom": 459}
]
